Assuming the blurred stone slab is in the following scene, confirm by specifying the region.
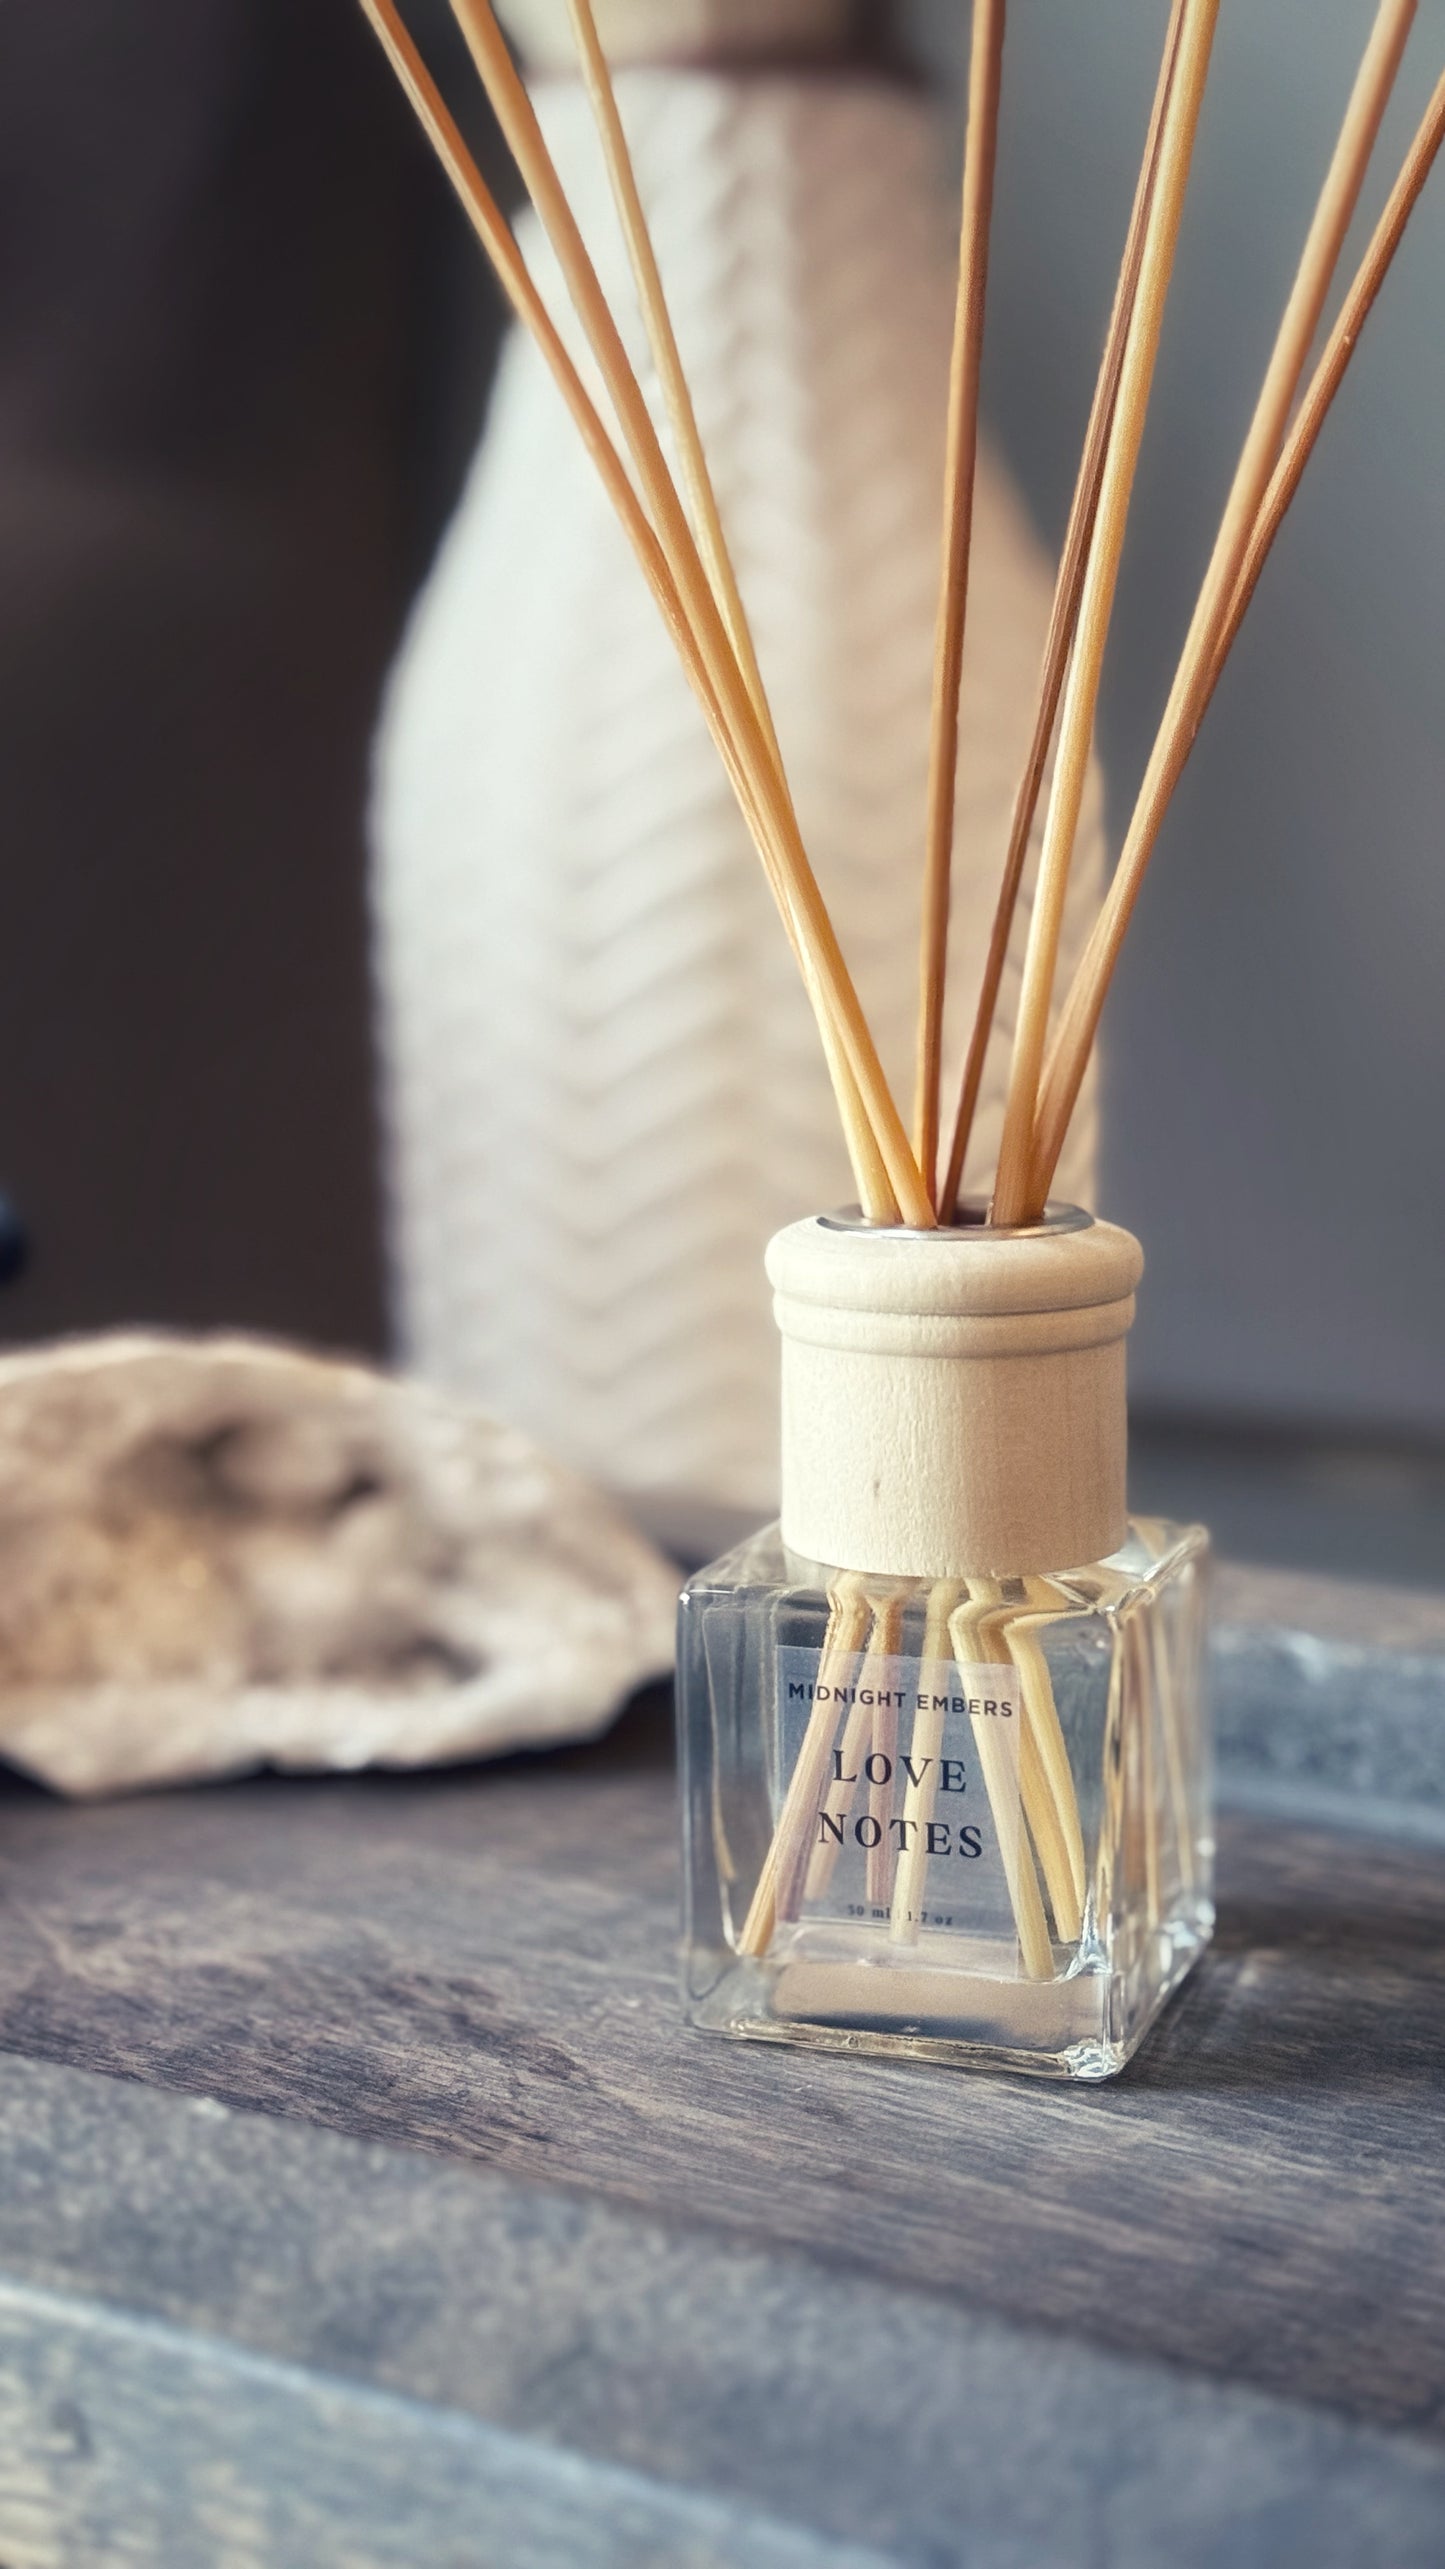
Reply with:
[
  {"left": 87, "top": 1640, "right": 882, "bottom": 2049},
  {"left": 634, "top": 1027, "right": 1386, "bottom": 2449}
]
[
  {"left": 0, "top": 1333, "right": 678, "bottom": 1794},
  {"left": 1, "top": 2052, "right": 1444, "bottom": 2569},
  {"left": 0, "top": 2255, "right": 862, "bottom": 2569},
  {"left": 1215, "top": 1562, "right": 1445, "bottom": 1835}
]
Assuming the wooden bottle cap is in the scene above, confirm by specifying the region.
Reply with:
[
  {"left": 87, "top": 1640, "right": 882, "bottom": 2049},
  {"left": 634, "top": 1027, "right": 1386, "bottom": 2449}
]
[
  {"left": 767, "top": 1206, "right": 1143, "bottom": 1579},
  {"left": 497, "top": 0, "right": 852, "bottom": 71}
]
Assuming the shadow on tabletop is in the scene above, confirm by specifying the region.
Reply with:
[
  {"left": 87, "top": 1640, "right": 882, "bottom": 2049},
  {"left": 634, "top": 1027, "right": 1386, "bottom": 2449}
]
[{"left": 0, "top": 1677, "right": 678, "bottom": 1808}]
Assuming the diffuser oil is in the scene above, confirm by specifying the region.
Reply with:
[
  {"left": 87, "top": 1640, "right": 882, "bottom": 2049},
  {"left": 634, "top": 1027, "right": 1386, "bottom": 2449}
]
[
  {"left": 680, "top": 1517, "right": 1210, "bottom": 2080},
  {"left": 677, "top": 1208, "right": 1213, "bottom": 2080}
]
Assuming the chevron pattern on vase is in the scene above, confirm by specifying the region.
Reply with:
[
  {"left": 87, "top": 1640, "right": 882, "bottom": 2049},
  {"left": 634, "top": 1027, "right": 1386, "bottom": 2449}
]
[{"left": 371, "top": 68, "right": 1102, "bottom": 1520}]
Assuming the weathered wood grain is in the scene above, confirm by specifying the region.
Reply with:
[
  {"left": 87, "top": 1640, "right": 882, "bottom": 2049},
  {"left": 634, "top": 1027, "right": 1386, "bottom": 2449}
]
[
  {"left": 0, "top": 1686, "right": 1441, "bottom": 2436},
  {"left": 4, "top": 2052, "right": 1445, "bottom": 2569},
  {"left": 0, "top": 2274, "right": 875, "bottom": 2569}
]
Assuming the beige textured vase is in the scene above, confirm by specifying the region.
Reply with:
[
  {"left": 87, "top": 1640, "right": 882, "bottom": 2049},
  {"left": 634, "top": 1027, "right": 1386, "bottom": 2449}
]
[{"left": 371, "top": 4, "right": 1105, "bottom": 1528}]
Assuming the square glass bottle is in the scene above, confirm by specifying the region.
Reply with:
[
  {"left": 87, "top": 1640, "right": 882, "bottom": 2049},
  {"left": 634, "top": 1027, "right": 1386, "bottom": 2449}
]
[{"left": 677, "top": 1208, "right": 1213, "bottom": 2080}]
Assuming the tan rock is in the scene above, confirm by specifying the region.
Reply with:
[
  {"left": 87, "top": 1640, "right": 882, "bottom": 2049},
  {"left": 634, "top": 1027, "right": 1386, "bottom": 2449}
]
[{"left": 0, "top": 1335, "right": 678, "bottom": 1796}]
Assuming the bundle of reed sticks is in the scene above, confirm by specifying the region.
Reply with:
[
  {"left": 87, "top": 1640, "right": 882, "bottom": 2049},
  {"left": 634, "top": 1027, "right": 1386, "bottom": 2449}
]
[{"left": 359, "top": 0, "right": 1443, "bottom": 1232}]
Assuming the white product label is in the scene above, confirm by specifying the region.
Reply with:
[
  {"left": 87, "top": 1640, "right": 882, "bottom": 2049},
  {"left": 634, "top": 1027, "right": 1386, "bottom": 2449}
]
[{"left": 775, "top": 1645, "right": 1023, "bottom": 1952}]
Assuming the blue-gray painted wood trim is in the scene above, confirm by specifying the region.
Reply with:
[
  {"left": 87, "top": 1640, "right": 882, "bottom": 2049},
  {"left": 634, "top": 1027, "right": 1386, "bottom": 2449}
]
[{"left": 1, "top": 2056, "right": 1444, "bottom": 2569}]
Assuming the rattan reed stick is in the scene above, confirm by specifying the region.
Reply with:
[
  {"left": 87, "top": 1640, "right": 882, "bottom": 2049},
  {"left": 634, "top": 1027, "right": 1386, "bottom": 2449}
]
[
  {"left": 913, "top": 0, "right": 1007, "bottom": 1203},
  {"left": 958, "top": 1578, "right": 1083, "bottom": 1950},
  {"left": 991, "top": 0, "right": 1220, "bottom": 1230},
  {"left": 1011, "top": 1600, "right": 1086, "bottom": 1932},
  {"left": 448, "top": 0, "right": 921, "bottom": 1219},
  {"left": 805, "top": 1593, "right": 905, "bottom": 1905},
  {"left": 1030, "top": 49, "right": 1445, "bottom": 1209},
  {"left": 889, "top": 1580, "right": 964, "bottom": 1942},
  {"left": 949, "top": 1589, "right": 1051, "bottom": 1981},
  {"left": 563, "top": 0, "right": 899, "bottom": 1220},
  {"left": 737, "top": 1575, "right": 870, "bottom": 1957},
  {"left": 566, "top": 0, "right": 768, "bottom": 745},
  {"left": 937, "top": 0, "right": 1187, "bottom": 1223},
  {"left": 1147, "top": 1593, "right": 1195, "bottom": 1897}
]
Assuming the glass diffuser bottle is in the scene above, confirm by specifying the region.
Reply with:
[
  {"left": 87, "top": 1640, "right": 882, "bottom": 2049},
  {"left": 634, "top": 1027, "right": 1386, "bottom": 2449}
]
[{"left": 678, "top": 1205, "right": 1212, "bottom": 2080}]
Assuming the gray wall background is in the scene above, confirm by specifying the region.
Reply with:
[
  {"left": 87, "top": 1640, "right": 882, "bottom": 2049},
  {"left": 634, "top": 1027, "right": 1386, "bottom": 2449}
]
[{"left": 907, "top": 0, "right": 1445, "bottom": 1438}]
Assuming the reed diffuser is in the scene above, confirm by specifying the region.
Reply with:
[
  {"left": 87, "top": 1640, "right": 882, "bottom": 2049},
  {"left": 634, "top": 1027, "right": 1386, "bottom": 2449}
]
[
  {"left": 360, "top": 0, "right": 1444, "bottom": 2076},
  {"left": 374, "top": 0, "right": 1105, "bottom": 1528}
]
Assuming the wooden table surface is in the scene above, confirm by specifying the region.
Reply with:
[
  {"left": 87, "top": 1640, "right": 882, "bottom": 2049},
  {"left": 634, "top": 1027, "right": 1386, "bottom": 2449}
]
[{"left": 1, "top": 1579, "right": 1444, "bottom": 2565}]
